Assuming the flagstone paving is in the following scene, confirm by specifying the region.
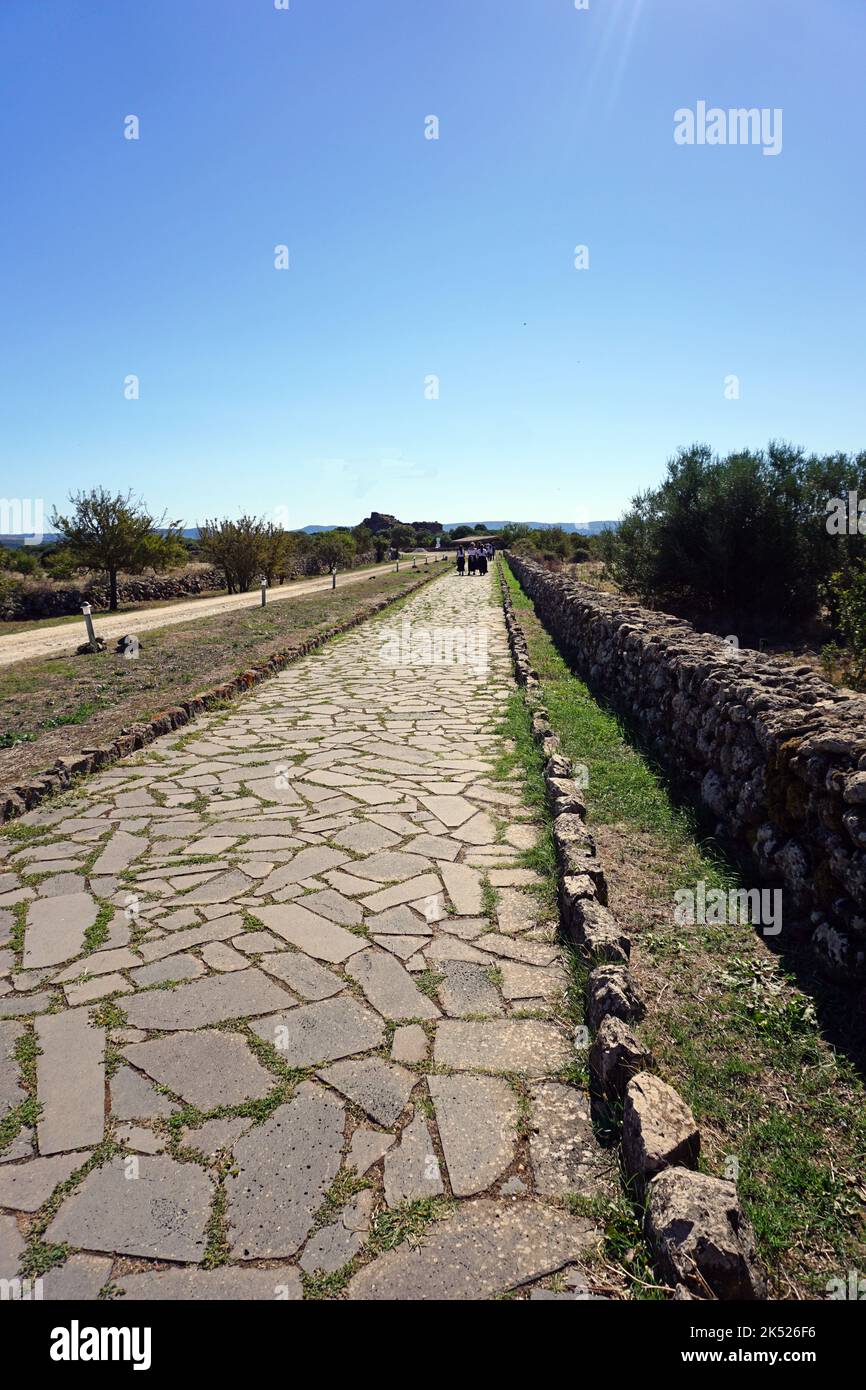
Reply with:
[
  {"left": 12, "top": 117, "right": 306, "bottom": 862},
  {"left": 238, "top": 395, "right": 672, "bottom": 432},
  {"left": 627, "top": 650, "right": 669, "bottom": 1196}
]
[{"left": 0, "top": 572, "right": 615, "bottom": 1300}]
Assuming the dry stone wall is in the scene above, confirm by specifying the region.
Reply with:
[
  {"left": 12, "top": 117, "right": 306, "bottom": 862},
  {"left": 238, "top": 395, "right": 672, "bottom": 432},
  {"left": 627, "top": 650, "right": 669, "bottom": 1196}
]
[{"left": 506, "top": 553, "right": 866, "bottom": 982}]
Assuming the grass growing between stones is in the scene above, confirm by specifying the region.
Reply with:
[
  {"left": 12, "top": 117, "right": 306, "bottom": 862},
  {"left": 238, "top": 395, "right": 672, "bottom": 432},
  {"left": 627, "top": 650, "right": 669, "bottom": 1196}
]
[{"left": 501, "top": 557, "right": 866, "bottom": 1300}]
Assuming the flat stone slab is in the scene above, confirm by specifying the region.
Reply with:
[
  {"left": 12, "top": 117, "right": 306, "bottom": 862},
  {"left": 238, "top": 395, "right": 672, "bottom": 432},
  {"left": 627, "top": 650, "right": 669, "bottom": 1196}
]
[
  {"left": 0, "top": 1153, "right": 86, "bottom": 1212},
  {"left": 434, "top": 1020, "right": 571, "bottom": 1076},
  {"left": 366, "top": 906, "right": 431, "bottom": 936},
  {"left": 24, "top": 892, "right": 98, "bottom": 969},
  {"left": 333, "top": 823, "right": 400, "bottom": 853},
  {"left": 253, "top": 903, "right": 366, "bottom": 963},
  {"left": 348, "top": 851, "right": 434, "bottom": 883},
  {"left": 227, "top": 1085, "right": 344, "bottom": 1259},
  {"left": 91, "top": 831, "right": 146, "bottom": 877},
  {"left": 439, "top": 862, "right": 483, "bottom": 915},
  {"left": 0, "top": 1019, "right": 23, "bottom": 1117},
  {"left": 110, "top": 1065, "right": 176, "bottom": 1120},
  {"left": 428, "top": 1076, "right": 518, "bottom": 1196},
  {"left": 438, "top": 960, "right": 504, "bottom": 1017},
  {"left": 47, "top": 1155, "right": 211, "bottom": 1262},
  {"left": 36, "top": 1008, "right": 105, "bottom": 1155},
  {"left": 346, "top": 947, "right": 439, "bottom": 1020},
  {"left": 257, "top": 950, "right": 344, "bottom": 1001},
  {"left": 383, "top": 1110, "right": 443, "bottom": 1206},
  {"left": 253, "top": 997, "right": 385, "bottom": 1068},
  {"left": 391, "top": 1023, "right": 427, "bottom": 1064},
  {"left": 359, "top": 874, "right": 442, "bottom": 913},
  {"left": 300, "top": 889, "right": 363, "bottom": 926},
  {"left": 129, "top": 954, "right": 205, "bottom": 987},
  {"left": 530, "top": 1082, "right": 613, "bottom": 1197},
  {"left": 180, "top": 869, "right": 254, "bottom": 903},
  {"left": 123, "top": 968, "right": 288, "bottom": 1031},
  {"left": 41, "top": 1253, "right": 113, "bottom": 1300},
  {"left": 123, "top": 1031, "right": 273, "bottom": 1109},
  {"left": 418, "top": 795, "right": 476, "bottom": 827},
  {"left": 0, "top": 1211, "right": 24, "bottom": 1278},
  {"left": 115, "top": 1266, "right": 303, "bottom": 1300},
  {"left": 317, "top": 1057, "right": 415, "bottom": 1126},
  {"left": 348, "top": 1126, "right": 396, "bottom": 1175},
  {"left": 348, "top": 1199, "right": 598, "bottom": 1300}
]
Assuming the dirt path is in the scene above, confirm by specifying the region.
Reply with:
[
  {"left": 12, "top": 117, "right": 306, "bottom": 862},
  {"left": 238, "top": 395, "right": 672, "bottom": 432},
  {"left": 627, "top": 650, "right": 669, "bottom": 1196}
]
[
  {"left": 0, "top": 572, "right": 611, "bottom": 1301},
  {"left": 0, "top": 557, "right": 443, "bottom": 669}
]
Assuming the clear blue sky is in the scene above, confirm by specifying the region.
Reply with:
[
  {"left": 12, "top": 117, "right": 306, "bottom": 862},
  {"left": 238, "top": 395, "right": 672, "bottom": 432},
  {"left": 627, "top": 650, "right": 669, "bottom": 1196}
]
[{"left": 1, "top": 0, "right": 863, "bottom": 530}]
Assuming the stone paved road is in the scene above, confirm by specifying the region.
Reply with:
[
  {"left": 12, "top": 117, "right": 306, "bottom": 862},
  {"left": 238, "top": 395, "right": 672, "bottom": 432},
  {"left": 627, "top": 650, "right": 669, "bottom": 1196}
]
[{"left": 0, "top": 572, "right": 614, "bottom": 1300}]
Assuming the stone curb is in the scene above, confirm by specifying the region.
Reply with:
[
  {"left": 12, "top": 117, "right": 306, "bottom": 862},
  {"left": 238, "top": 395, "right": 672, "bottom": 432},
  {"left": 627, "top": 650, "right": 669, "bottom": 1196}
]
[
  {"left": 496, "top": 557, "right": 766, "bottom": 1301},
  {"left": 0, "top": 564, "right": 448, "bottom": 826}
]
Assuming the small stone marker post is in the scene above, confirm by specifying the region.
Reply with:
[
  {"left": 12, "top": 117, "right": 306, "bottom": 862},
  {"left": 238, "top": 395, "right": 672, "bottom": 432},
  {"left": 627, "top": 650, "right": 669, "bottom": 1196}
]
[
  {"left": 260, "top": 577, "right": 267, "bottom": 607},
  {"left": 331, "top": 564, "right": 337, "bottom": 589},
  {"left": 81, "top": 603, "right": 98, "bottom": 652}
]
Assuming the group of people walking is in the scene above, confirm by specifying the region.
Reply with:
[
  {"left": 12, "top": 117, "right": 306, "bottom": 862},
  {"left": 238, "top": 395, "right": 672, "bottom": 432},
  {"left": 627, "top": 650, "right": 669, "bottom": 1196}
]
[{"left": 455, "top": 542, "right": 494, "bottom": 576}]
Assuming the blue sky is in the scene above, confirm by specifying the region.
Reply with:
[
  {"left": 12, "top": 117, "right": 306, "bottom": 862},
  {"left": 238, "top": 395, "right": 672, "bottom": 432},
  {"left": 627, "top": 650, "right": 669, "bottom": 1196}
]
[{"left": 1, "top": 0, "right": 863, "bottom": 530}]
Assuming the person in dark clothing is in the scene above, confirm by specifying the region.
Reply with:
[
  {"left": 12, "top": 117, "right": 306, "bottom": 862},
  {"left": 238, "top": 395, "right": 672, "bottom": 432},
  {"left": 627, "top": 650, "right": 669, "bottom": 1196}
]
[
  {"left": 468, "top": 548, "right": 476, "bottom": 575},
  {"left": 456, "top": 546, "right": 465, "bottom": 575},
  {"left": 478, "top": 550, "right": 488, "bottom": 576}
]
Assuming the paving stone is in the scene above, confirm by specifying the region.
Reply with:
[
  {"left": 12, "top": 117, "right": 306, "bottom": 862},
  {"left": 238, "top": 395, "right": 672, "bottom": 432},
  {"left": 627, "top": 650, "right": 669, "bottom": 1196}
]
[
  {"left": 0, "top": 1019, "right": 23, "bottom": 1117},
  {"left": 36, "top": 1008, "right": 105, "bottom": 1154},
  {"left": 372, "top": 933, "right": 427, "bottom": 960},
  {"left": 300, "top": 1220, "right": 363, "bottom": 1274},
  {"left": 124, "top": 1031, "right": 273, "bottom": 1108},
  {"left": 53, "top": 947, "right": 140, "bottom": 982},
  {"left": 346, "top": 947, "right": 440, "bottom": 1020},
  {"left": 257, "top": 848, "right": 349, "bottom": 894},
  {"left": 348, "top": 851, "right": 434, "bottom": 883},
  {"left": 434, "top": 1020, "right": 571, "bottom": 1076},
  {"left": 253, "top": 903, "right": 366, "bottom": 963},
  {"left": 418, "top": 796, "right": 476, "bottom": 827},
  {"left": 530, "top": 1082, "right": 613, "bottom": 1197},
  {"left": 391, "top": 1023, "right": 427, "bottom": 1064},
  {"left": 41, "top": 1254, "right": 113, "bottom": 1300},
  {"left": 0, "top": 1211, "right": 24, "bottom": 1277},
  {"left": 36, "top": 872, "right": 88, "bottom": 897},
  {"left": 0, "top": 1153, "right": 86, "bottom": 1212},
  {"left": 252, "top": 996, "right": 385, "bottom": 1067},
  {"left": 257, "top": 950, "right": 344, "bottom": 1000},
  {"left": 181, "top": 869, "right": 254, "bottom": 903},
  {"left": 439, "top": 862, "right": 483, "bottom": 915},
  {"left": 183, "top": 1115, "right": 252, "bottom": 1155},
  {"left": 91, "top": 831, "right": 147, "bottom": 877},
  {"left": 383, "top": 1109, "right": 443, "bottom": 1206},
  {"left": 424, "top": 936, "right": 487, "bottom": 963},
  {"left": 366, "top": 906, "right": 431, "bottom": 936},
  {"left": 437, "top": 959, "right": 504, "bottom": 1017},
  {"left": 200, "top": 941, "right": 249, "bottom": 972},
  {"left": 500, "top": 960, "right": 565, "bottom": 1000},
  {"left": 116, "top": 1266, "right": 303, "bottom": 1300},
  {"left": 137, "top": 915, "right": 246, "bottom": 963},
  {"left": 227, "top": 1085, "right": 344, "bottom": 1259},
  {"left": 332, "top": 822, "right": 401, "bottom": 854},
  {"left": 123, "top": 968, "right": 288, "bottom": 1031},
  {"left": 110, "top": 1065, "right": 177, "bottom": 1120},
  {"left": 47, "top": 1155, "right": 212, "bottom": 1262},
  {"left": 408, "top": 834, "right": 461, "bottom": 861},
  {"left": 429, "top": 1075, "right": 518, "bottom": 1196},
  {"left": 317, "top": 1057, "right": 415, "bottom": 1125},
  {"left": 232, "top": 931, "right": 284, "bottom": 954},
  {"left": 348, "top": 1126, "right": 395, "bottom": 1175},
  {"left": 24, "top": 892, "right": 99, "bottom": 969},
  {"left": 116, "top": 1123, "right": 165, "bottom": 1154},
  {"left": 473, "top": 934, "right": 560, "bottom": 966},
  {"left": 299, "top": 889, "right": 363, "bottom": 926},
  {"left": 65, "top": 973, "right": 132, "bottom": 1006},
  {"left": 360, "top": 874, "right": 442, "bottom": 913},
  {"left": 129, "top": 954, "right": 205, "bottom": 987},
  {"left": 349, "top": 1198, "right": 597, "bottom": 1300}
]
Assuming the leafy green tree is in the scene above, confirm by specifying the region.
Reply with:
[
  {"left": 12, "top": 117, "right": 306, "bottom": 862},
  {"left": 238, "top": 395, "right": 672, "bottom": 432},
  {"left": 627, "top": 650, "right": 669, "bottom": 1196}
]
[
  {"left": 824, "top": 565, "right": 866, "bottom": 688},
  {"left": 51, "top": 488, "right": 184, "bottom": 611},
  {"left": 315, "top": 531, "right": 356, "bottom": 571},
  {"left": 198, "top": 515, "right": 268, "bottom": 593}
]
